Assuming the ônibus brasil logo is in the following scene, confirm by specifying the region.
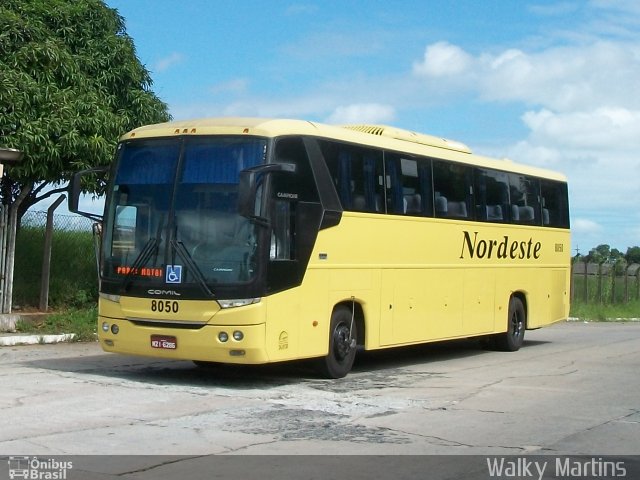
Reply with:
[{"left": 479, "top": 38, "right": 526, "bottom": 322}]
[{"left": 8, "top": 456, "right": 73, "bottom": 480}]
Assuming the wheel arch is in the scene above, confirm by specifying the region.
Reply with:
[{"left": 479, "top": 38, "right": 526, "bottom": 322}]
[
  {"left": 333, "top": 299, "right": 365, "bottom": 347},
  {"left": 511, "top": 291, "right": 529, "bottom": 329}
]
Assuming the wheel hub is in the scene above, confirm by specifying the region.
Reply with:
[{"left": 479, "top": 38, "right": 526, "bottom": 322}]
[{"left": 333, "top": 324, "right": 352, "bottom": 360}]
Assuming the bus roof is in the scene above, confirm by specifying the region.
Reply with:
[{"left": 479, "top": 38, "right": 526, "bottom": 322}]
[{"left": 121, "top": 117, "right": 567, "bottom": 182}]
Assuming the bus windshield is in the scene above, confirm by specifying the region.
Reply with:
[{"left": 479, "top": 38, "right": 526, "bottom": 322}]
[{"left": 102, "top": 136, "right": 267, "bottom": 289}]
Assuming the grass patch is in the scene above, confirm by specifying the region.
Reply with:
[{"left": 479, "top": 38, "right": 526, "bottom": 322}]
[
  {"left": 570, "top": 300, "right": 640, "bottom": 321},
  {"left": 15, "top": 307, "right": 97, "bottom": 342},
  {"left": 14, "top": 224, "right": 98, "bottom": 309}
]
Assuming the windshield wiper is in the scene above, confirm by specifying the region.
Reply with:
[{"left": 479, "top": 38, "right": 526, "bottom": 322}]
[
  {"left": 121, "top": 237, "right": 159, "bottom": 293},
  {"left": 121, "top": 215, "right": 165, "bottom": 293},
  {"left": 170, "top": 239, "right": 215, "bottom": 298}
]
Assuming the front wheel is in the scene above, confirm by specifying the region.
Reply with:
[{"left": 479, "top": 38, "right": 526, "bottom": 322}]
[
  {"left": 495, "top": 296, "right": 526, "bottom": 351},
  {"left": 317, "top": 306, "right": 357, "bottom": 378}
]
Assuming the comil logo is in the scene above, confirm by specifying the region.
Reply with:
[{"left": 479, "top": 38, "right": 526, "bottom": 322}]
[{"left": 8, "top": 457, "right": 73, "bottom": 479}]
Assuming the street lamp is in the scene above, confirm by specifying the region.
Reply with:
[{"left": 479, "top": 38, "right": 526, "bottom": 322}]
[
  {"left": 0, "top": 147, "right": 24, "bottom": 165},
  {"left": 0, "top": 148, "right": 23, "bottom": 178}
]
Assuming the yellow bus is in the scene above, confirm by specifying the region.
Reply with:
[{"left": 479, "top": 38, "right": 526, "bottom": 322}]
[{"left": 70, "top": 118, "right": 570, "bottom": 378}]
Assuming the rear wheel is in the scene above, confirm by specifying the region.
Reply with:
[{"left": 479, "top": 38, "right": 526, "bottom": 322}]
[
  {"left": 495, "top": 296, "right": 526, "bottom": 351},
  {"left": 317, "top": 306, "right": 357, "bottom": 378}
]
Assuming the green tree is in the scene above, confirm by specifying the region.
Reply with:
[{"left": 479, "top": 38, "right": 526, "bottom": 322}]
[
  {"left": 0, "top": 0, "right": 170, "bottom": 218},
  {"left": 0, "top": 0, "right": 170, "bottom": 312},
  {"left": 626, "top": 246, "right": 640, "bottom": 264},
  {"left": 585, "top": 244, "right": 624, "bottom": 264}
]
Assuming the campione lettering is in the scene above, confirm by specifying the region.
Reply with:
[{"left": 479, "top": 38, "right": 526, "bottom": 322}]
[{"left": 460, "top": 231, "right": 542, "bottom": 260}]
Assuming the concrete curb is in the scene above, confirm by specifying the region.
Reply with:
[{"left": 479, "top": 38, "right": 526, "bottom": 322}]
[
  {"left": 0, "top": 333, "right": 76, "bottom": 346},
  {"left": 568, "top": 317, "right": 640, "bottom": 322}
]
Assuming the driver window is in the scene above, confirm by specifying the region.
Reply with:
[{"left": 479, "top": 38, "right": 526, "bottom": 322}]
[
  {"left": 269, "top": 137, "right": 310, "bottom": 261},
  {"left": 270, "top": 200, "right": 294, "bottom": 260}
]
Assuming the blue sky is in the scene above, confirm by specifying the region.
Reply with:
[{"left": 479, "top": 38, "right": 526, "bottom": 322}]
[{"left": 80, "top": 0, "right": 640, "bottom": 253}]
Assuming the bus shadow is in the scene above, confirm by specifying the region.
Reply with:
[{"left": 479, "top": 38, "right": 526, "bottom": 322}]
[
  {"left": 351, "top": 337, "right": 550, "bottom": 374},
  {"left": 25, "top": 337, "right": 550, "bottom": 389},
  {"left": 24, "top": 351, "right": 313, "bottom": 390},
  {"left": 352, "top": 338, "right": 481, "bottom": 372}
]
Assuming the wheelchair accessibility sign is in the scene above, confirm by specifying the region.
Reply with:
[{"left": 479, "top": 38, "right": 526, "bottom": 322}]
[{"left": 165, "top": 265, "right": 183, "bottom": 284}]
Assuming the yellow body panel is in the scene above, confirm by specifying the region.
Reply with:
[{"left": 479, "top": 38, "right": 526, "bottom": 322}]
[
  {"left": 99, "top": 213, "right": 570, "bottom": 364},
  {"left": 98, "top": 117, "right": 570, "bottom": 365}
]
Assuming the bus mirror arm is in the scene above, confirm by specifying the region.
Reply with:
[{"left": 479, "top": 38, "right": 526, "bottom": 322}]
[
  {"left": 68, "top": 166, "right": 108, "bottom": 222},
  {"left": 238, "top": 163, "right": 296, "bottom": 222},
  {"left": 245, "top": 214, "right": 271, "bottom": 229}
]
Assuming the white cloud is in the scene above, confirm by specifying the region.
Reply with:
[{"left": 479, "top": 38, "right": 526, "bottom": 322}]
[
  {"left": 325, "top": 104, "right": 396, "bottom": 125},
  {"left": 481, "top": 42, "right": 640, "bottom": 111},
  {"left": 522, "top": 107, "right": 640, "bottom": 150},
  {"left": 412, "top": 37, "right": 640, "bottom": 249},
  {"left": 590, "top": 0, "right": 640, "bottom": 15},
  {"left": 573, "top": 218, "right": 603, "bottom": 235},
  {"left": 413, "top": 40, "right": 640, "bottom": 112},
  {"left": 154, "top": 52, "right": 185, "bottom": 73},
  {"left": 503, "top": 140, "right": 567, "bottom": 168},
  {"left": 412, "top": 41, "right": 473, "bottom": 77}
]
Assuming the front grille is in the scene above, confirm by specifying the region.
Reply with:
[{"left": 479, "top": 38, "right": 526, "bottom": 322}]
[{"left": 128, "top": 318, "right": 207, "bottom": 330}]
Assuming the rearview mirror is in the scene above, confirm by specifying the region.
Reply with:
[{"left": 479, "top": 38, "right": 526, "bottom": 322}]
[
  {"left": 68, "top": 166, "right": 108, "bottom": 221},
  {"left": 238, "top": 163, "right": 296, "bottom": 222}
]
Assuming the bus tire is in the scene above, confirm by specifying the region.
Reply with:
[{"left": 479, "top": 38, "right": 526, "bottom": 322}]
[
  {"left": 495, "top": 296, "right": 526, "bottom": 351},
  {"left": 317, "top": 306, "right": 357, "bottom": 378}
]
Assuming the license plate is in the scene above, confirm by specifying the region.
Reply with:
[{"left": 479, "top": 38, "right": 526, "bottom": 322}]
[{"left": 151, "top": 335, "right": 177, "bottom": 350}]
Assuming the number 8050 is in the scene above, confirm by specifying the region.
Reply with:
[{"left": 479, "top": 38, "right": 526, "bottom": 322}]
[{"left": 151, "top": 300, "right": 179, "bottom": 313}]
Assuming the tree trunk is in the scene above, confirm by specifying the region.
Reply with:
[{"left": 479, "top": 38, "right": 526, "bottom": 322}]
[{"left": 2, "top": 185, "right": 33, "bottom": 313}]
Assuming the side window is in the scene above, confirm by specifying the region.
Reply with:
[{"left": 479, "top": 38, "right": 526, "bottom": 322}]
[
  {"left": 541, "top": 180, "right": 570, "bottom": 228},
  {"left": 270, "top": 199, "right": 294, "bottom": 260},
  {"left": 474, "top": 168, "right": 509, "bottom": 222},
  {"left": 385, "top": 154, "right": 433, "bottom": 216},
  {"left": 273, "top": 137, "right": 318, "bottom": 202},
  {"left": 323, "top": 142, "right": 384, "bottom": 213},
  {"left": 269, "top": 137, "right": 318, "bottom": 261},
  {"left": 509, "top": 174, "right": 540, "bottom": 225},
  {"left": 433, "top": 160, "right": 472, "bottom": 219}
]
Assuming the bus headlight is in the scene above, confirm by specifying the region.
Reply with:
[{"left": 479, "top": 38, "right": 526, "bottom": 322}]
[
  {"left": 102, "top": 322, "right": 110, "bottom": 332},
  {"left": 100, "top": 293, "right": 121, "bottom": 303},
  {"left": 218, "top": 332, "right": 229, "bottom": 343},
  {"left": 218, "top": 298, "right": 261, "bottom": 309},
  {"left": 233, "top": 330, "right": 244, "bottom": 341}
]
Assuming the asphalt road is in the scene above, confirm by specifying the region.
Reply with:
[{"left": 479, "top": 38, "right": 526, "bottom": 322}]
[{"left": 0, "top": 321, "right": 639, "bottom": 478}]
